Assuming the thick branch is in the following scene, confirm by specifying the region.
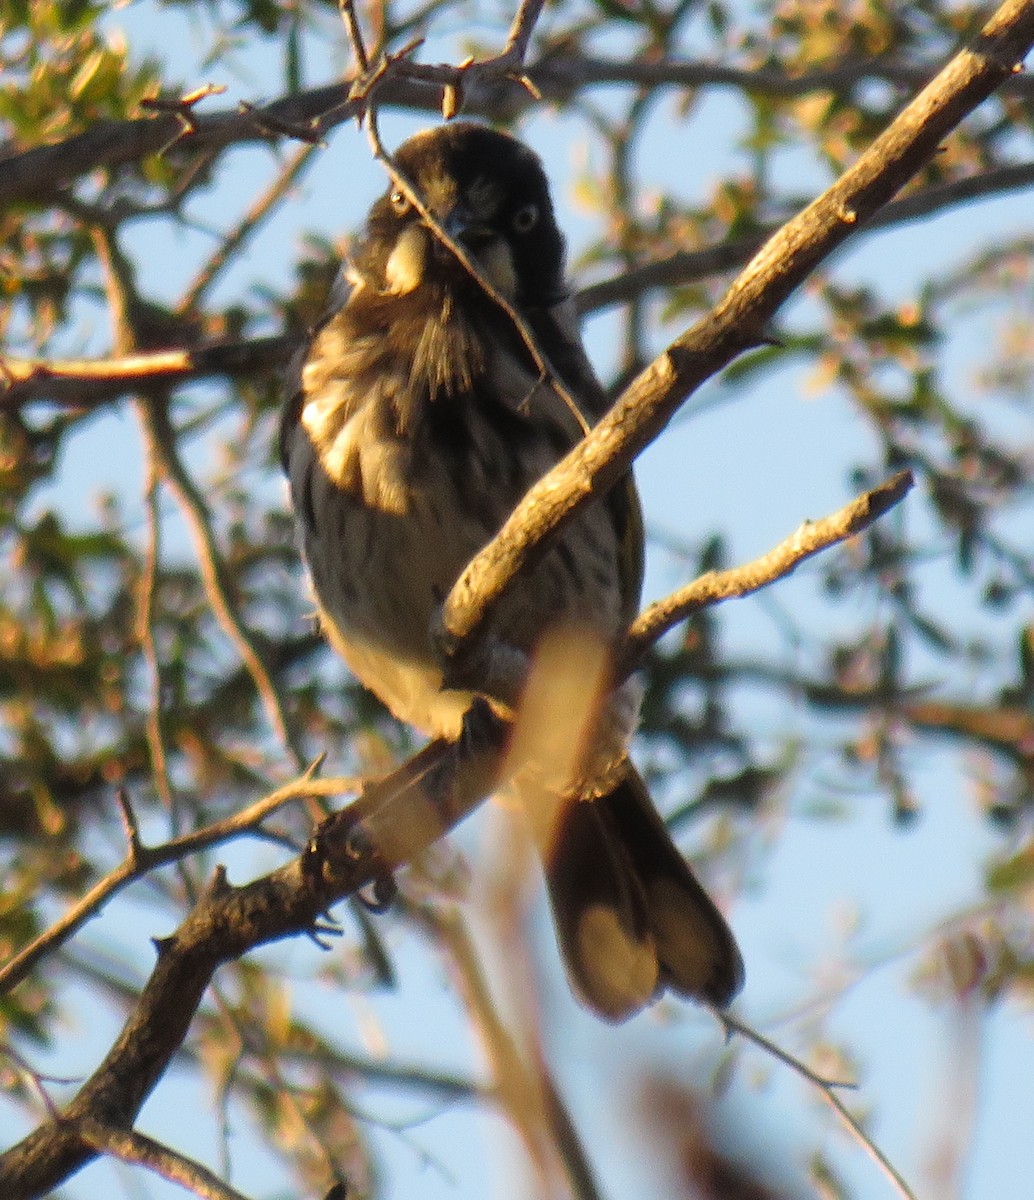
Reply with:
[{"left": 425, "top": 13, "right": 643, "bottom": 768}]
[
  {"left": 437, "top": 0, "right": 1034, "bottom": 660},
  {"left": 0, "top": 714, "right": 506, "bottom": 1198}
]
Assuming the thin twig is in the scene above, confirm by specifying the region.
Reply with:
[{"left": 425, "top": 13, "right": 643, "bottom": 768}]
[
  {"left": 0, "top": 762, "right": 355, "bottom": 995},
  {"left": 339, "top": 0, "right": 370, "bottom": 73},
  {"left": 138, "top": 396, "right": 304, "bottom": 766},
  {"left": 412, "top": 902, "right": 601, "bottom": 1200},
  {"left": 576, "top": 158, "right": 1034, "bottom": 316},
  {"left": 722, "top": 1013, "right": 918, "bottom": 1200},
  {"left": 0, "top": 335, "right": 298, "bottom": 407},
  {"left": 135, "top": 426, "right": 178, "bottom": 819},
  {"left": 362, "top": 108, "right": 591, "bottom": 436},
  {"left": 0, "top": 1046, "right": 63, "bottom": 1120},
  {"left": 178, "top": 141, "right": 319, "bottom": 314}
]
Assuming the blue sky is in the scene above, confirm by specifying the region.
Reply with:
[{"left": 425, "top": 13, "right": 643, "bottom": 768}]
[{"left": 10, "top": 3, "right": 1034, "bottom": 1198}]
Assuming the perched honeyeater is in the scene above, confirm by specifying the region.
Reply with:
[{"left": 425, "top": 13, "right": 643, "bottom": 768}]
[{"left": 280, "top": 122, "right": 743, "bottom": 1020}]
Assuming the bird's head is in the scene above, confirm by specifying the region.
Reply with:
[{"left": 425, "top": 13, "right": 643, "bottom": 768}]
[{"left": 354, "top": 123, "right": 567, "bottom": 309}]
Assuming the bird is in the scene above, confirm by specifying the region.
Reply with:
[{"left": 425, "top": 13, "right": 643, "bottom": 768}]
[{"left": 280, "top": 121, "right": 743, "bottom": 1021}]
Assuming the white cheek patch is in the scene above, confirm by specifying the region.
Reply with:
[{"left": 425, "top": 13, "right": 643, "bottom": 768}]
[
  {"left": 476, "top": 240, "right": 517, "bottom": 299},
  {"left": 385, "top": 225, "right": 428, "bottom": 294}
]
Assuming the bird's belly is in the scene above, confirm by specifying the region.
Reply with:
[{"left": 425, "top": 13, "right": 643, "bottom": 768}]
[
  {"left": 302, "top": 463, "right": 487, "bottom": 737},
  {"left": 298, "top": 401, "right": 628, "bottom": 740}
]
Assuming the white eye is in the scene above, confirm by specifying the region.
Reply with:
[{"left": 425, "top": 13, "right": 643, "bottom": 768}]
[
  {"left": 511, "top": 203, "right": 539, "bottom": 234},
  {"left": 389, "top": 188, "right": 410, "bottom": 214}
]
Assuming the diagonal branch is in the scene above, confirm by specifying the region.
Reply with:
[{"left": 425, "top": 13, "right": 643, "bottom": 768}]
[
  {"left": 0, "top": 718, "right": 505, "bottom": 1197},
  {"left": 621, "top": 471, "right": 915, "bottom": 674},
  {"left": 80, "top": 1124, "right": 252, "bottom": 1200},
  {"left": 436, "top": 0, "right": 1034, "bottom": 665},
  {"left": 722, "top": 1013, "right": 918, "bottom": 1200}
]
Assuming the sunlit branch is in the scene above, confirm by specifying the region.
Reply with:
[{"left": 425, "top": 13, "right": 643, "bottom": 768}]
[
  {"left": 0, "top": 336, "right": 297, "bottom": 407},
  {"left": 437, "top": 0, "right": 1034, "bottom": 665},
  {"left": 621, "top": 471, "right": 914, "bottom": 674},
  {"left": 0, "top": 762, "right": 355, "bottom": 996},
  {"left": 80, "top": 1123, "right": 252, "bottom": 1200}
]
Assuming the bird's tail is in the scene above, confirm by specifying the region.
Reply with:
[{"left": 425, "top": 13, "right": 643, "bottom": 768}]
[{"left": 542, "top": 767, "right": 743, "bottom": 1022}]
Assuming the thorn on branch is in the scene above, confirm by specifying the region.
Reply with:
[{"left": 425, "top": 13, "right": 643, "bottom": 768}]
[
  {"left": 140, "top": 83, "right": 228, "bottom": 121},
  {"left": 304, "top": 751, "right": 328, "bottom": 780}
]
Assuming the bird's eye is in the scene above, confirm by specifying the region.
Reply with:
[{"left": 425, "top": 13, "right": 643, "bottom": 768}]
[
  {"left": 389, "top": 189, "right": 411, "bottom": 214},
  {"left": 511, "top": 204, "right": 539, "bottom": 234}
]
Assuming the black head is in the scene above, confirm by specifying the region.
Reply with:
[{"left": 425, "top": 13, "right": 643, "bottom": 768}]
[{"left": 354, "top": 123, "right": 567, "bottom": 308}]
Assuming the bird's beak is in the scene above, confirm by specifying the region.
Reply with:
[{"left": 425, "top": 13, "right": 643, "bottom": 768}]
[
  {"left": 442, "top": 206, "right": 496, "bottom": 251},
  {"left": 440, "top": 207, "right": 516, "bottom": 298}
]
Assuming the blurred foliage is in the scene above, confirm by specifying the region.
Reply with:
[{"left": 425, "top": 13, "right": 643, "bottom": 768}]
[{"left": 1, "top": 1, "right": 1033, "bottom": 1198}]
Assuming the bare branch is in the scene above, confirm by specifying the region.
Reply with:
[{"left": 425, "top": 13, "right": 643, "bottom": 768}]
[
  {"left": 178, "top": 142, "right": 319, "bottom": 314},
  {"left": 0, "top": 764, "right": 356, "bottom": 997},
  {"left": 80, "top": 1124, "right": 253, "bottom": 1200},
  {"left": 5, "top": 37, "right": 1034, "bottom": 211},
  {"left": 436, "top": 0, "right": 1034, "bottom": 664},
  {"left": 411, "top": 900, "right": 603, "bottom": 1200},
  {"left": 339, "top": 0, "right": 370, "bottom": 75},
  {"left": 723, "top": 1013, "right": 918, "bottom": 1200},
  {"left": 0, "top": 719, "right": 504, "bottom": 1196},
  {"left": 621, "top": 471, "right": 914, "bottom": 673},
  {"left": 136, "top": 396, "right": 304, "bottom": 766},
  {"left": 0, "top": 336, "right": 297, "bottom": 408}
]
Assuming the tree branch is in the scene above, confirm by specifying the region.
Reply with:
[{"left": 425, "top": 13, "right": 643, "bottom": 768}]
[
  {"left": 722, "top": 1013, "right": 918, "bottom": 1200},
  {"left": 436, "top": 0, "right": 1034, "bottom": 665},
  {"left": 80, "top": 1124, "right": 253, "bottom": 1200},
  {"left": 0, "top": 336, "right": 298, "bottom": 408},
  {"left": 0, "top": 762, "right": 356, "bottom": 997},
  {"left": 4, "top": 43, "right": 1034, "bottom": 209},
  {"left": 621, "top": 471, "right": 914, "bottom": 674},
  {"left": 4, "top": 154, "right": 1034, "bottom": 412},
  {"left": 576, "top": 158, "right": 1034, "bottom": 316},
  {"left": 0, "top": 716, "right": 506, "bottom": 1197}
]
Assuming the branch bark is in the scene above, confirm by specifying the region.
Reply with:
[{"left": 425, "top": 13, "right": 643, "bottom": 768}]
[
  {"left": 436, "top": 0, "right": 1034, "bottom": 664},
  {"left": 0, "top": 714, "right": 506, "bottom": 1198},
  {"left": 4, "top": 45, "right": 1034, "bottom": 210}
]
